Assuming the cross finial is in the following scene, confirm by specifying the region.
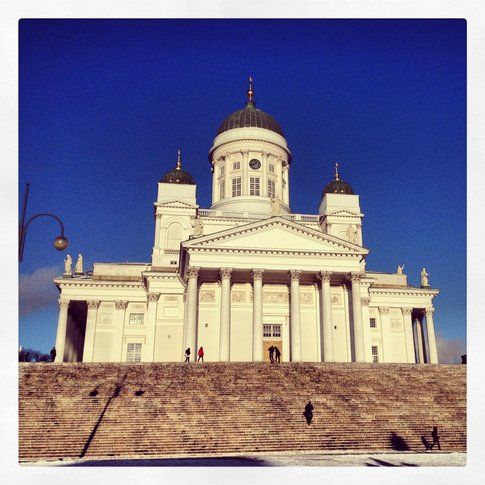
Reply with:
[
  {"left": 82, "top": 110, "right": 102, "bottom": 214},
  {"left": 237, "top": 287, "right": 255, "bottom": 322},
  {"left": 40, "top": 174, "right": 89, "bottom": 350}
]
[
  {"left": 176, "top": 149, "right": 182, "bottom": 170},
  {"left": 335, "top": 162, "right": 340, "bottom": 180},
  {"left": 248, "top": 76, "right": 254, "bottom": 101}
]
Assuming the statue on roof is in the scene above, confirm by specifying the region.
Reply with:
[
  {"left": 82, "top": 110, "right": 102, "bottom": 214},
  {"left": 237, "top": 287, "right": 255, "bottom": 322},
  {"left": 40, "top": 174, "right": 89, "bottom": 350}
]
[
  {"left": 421, "top": 267, "right": 430, "bottom": 287},
  {"left": 63, "top": 254, "right": 72, "bottom": 276},
  {"left": 75, "top": 254, "right": 84, "bottom": 274},
  {"left": 271, "top": 196, "right": 282, "bottom": 216},
  {"left": 193, "top": 217, "right": 204, "bottom": 237},
  {"left": 397, "top": 264, "right": 405, "bottom": 274}
]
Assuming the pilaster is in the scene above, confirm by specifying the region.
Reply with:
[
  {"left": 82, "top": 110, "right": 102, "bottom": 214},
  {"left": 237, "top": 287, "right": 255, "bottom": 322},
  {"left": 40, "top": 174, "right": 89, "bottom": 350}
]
[{"left": 290, "top": 269, "right": 302, "bottom": 362}]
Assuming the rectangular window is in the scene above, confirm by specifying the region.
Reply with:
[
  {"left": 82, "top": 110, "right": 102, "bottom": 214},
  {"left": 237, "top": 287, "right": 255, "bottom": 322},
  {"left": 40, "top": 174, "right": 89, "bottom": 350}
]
[
  {"left": 126, "top": 343, "right": 142, "bottom": 363},
  {"left": 219, "top": 164, "right": 225, "bottom": 176},
  {"left": 250, "top": 177, "right": 260, "bottom": 196},
  {"left": 372, "top": 345, "right": 379, "bottom": 363},
  {"left": 269, "top": 163, "right": 275, "bottom": 173},
  {"left": 233, "top": 161, "right": 241, "bottom": 170},
  {"left": 263, "top": 324, "right": 281, "bottom": 338},
  {"left": 370, "top": 318, "right": 377, "bottom": 328},
  {"left": 219, "top": 180, "right": 225, "bottom": 199},
  {"left": 232, "top": 177, "right": 242, "bottom": 196},
  {"left": 268, "top": 179, "right": 276, "bottom": 199},
  {"left": 129, "top": 313, "right": 144, "bottom": 325}
]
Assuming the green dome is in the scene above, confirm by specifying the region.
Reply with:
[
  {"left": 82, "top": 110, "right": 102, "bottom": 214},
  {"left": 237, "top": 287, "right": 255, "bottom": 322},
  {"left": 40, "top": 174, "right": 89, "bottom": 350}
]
[{"left": 217, "top": 102, "right": 285, "bottom": 137}]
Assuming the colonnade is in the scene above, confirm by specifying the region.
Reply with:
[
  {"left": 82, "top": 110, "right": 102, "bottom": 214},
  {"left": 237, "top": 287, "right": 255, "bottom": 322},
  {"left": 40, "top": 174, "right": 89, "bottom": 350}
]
[{"left": 182, "top": 267, "right": 367, "bottom": 363}]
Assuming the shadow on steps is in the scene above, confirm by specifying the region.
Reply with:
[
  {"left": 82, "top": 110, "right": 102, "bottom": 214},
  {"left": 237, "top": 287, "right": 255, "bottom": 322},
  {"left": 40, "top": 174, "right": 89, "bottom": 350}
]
[{"left": 64, "top": 456, "right": 269, "bottom": 467}]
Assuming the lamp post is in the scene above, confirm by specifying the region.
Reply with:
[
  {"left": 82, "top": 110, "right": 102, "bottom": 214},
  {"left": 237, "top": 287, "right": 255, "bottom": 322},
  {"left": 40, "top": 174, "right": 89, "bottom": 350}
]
[{"left": 19, "top": 183, "right": 68, "bottom": 261}]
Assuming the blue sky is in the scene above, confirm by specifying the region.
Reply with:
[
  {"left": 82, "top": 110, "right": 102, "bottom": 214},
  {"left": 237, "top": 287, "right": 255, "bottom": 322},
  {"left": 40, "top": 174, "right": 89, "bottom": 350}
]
[{"left": 19, "top": 19, "right": 466, "bottom": 361}]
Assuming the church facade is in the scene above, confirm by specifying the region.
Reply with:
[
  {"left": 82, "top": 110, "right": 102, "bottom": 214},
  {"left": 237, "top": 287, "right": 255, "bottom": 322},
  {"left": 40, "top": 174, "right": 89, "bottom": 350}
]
[{"left": 53, "top": 82, "right": 439, "bottom": 364}]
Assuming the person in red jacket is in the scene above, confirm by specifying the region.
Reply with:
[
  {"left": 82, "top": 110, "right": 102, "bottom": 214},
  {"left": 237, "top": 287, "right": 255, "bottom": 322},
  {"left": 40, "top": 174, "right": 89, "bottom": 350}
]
[{"left": 197, "top": 346, "right": 204, "bottom": 362}]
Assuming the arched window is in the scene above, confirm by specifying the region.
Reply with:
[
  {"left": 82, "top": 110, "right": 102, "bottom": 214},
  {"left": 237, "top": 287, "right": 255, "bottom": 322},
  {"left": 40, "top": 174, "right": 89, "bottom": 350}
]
[{"left": 166, "top": 222, "right": 183, "bottom": 249}]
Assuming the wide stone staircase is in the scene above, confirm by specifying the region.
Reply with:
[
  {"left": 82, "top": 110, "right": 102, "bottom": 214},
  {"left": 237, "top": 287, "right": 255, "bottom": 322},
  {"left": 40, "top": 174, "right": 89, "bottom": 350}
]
[{"left": 19, "top": 362, "right": 466, "bottom": 462}]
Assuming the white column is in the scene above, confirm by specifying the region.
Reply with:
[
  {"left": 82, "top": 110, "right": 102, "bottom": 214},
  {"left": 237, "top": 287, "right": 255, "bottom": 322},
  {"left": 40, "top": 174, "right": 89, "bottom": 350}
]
[
  {"left": 283, "top": 165, "right": 290, "bottom": 206},
  {"left": 144, "top": 293, "right": 160, "bottom": 362},
  {"left": 113, "top": 301, "right": 128, "bottom": 362},
  {"left": 361, "top": 297, "right": 372, "bottom": 362},
  {"left": 350, "top": 273, "right": 365, "bottom": 362},
  {"left": 402, "top": 308, "right": 416, "bottom": 363},
  {"left": 184, "top": 267, "right": 200, "bottom": 361},
  {"left": 55, "top": 299, "right": 70, "bottom": 362},
  {"left": 378, "top": 306, "right": 390, "bottom": 363},
  {"left": 290, "top": 270, "right": 302, "bottom": 362},
  {"left": 219, "top": 268, "right": 233, "bottom": 361},
  {"left": 319, "top": 271, "right": 333, "bottom": 362},
  {"left": 276, "top": 156, "right": 284, "bottom": 200},
  {"left": 241, "top": 150, "right": 249, "bottom": 196},
  {"left": 261, "top": 151, "right": 269, "bottom": 197},
  {"left": 82, "top": 300, "right": 100, "bottom": 362},
  {"left": 252, "top": 268, "right": 264, "bottom": 361},
  {"left": 211, "top": 159, "right": 218, "bottom": 205},
  {"left": 415, "top": 318, "right": 425, "bottom": 363},
  {"left": 425, "top": 308, "right": 439, "bottom": 363}
]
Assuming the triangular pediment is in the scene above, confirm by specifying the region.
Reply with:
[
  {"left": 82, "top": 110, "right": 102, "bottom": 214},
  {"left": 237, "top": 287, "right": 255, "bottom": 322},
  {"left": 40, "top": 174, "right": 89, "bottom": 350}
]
[
  {"left": 183, "top": 217, "right": 368, "bottom": 255},
  {"left": 155, "top": 199, "right": 198, "bottom": 209},
  {"left": 325, "top": 209, "right": 363, "bottom": 217}
]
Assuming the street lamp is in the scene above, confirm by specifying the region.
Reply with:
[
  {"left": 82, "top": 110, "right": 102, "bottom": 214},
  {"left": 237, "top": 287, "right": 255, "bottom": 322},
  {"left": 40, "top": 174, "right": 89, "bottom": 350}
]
[{"left": 19, "top": 183, "right": 69, "bottom": 262}]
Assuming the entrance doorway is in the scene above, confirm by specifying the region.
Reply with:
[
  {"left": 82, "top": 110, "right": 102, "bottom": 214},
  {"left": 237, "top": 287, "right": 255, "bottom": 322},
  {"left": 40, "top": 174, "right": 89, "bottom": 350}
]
[{"left": 263, "top": 324, "right": 282, "bottom": 362}]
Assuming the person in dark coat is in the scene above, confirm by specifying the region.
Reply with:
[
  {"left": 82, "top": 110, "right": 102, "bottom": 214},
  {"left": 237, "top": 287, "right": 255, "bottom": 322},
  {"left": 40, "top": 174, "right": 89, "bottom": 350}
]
[
  {"left": 50, "top": 347, "right": 56, "bottom": 362},
  {"left": 303, "top": 400, "right": 314, "bottom": 425},
  {"left": 197, "top": 346, "right": 204, "bottom": 362},
  {"left": 268, "top": 345, "right": 275, "bottom": 363},
  {"left": 184, "top": 348, "right": 191, "bottom": 362},
  {"left": 431, "top": 426, "right": 441, "bottom": 450},
  {"left": 274, "top": 346, "right": 281, "bottom": 363}
]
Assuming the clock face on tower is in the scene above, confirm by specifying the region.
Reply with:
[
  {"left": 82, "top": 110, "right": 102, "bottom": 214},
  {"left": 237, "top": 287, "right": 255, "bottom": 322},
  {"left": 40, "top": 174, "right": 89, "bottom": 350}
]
[{"left": 249, "top": 159, "right": 261, "bottom": 170}]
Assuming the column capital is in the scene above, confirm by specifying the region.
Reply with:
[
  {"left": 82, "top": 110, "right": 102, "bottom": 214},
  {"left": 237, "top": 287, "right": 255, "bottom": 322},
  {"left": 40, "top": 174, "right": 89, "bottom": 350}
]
[
  {"left": 147, "top": 293, "right": 160, "bottom": 303},
  {"left": 401, "top": 307, "right": 413, "bottom": 316},
  {"left": 361, "top": 297, "right": 371, "bottom": 306},
  {"left": 115, "top": 300, "right": 128, "bottom": 310},
  {"left": 251, "top": 268, "right": 265, "bottom": 281},
  {"left": 348, "top": 272, "right": 364, "bottom": 283},
  {"left": 186, "top": 266, "right": 200, "bottom": 279},
  {"left": 378, "top": 306, "right": 390, "bottom": 315},
  {"left": 220, "top": 267, "right": 233, "bottom": 279},
  {"left": 87, "top": 300, "right": 100, "bottom": 310},
  {"left": 290, "top": 269, "right": 302, "bottom": 281},
  {"left": 425, "top": 307, "right": 435, "bottom": 316},
  {"left": 58, "top": 298, "right": 70, "bottom": 310},
  {"left": 318, "top": 271, "right": 332, "bottom": 282}
]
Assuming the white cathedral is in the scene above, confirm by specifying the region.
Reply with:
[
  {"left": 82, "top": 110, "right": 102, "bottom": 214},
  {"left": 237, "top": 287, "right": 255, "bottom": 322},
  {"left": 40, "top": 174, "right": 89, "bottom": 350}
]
[{"left": 54, "top": 81, "right": 439, "bottom": 365}]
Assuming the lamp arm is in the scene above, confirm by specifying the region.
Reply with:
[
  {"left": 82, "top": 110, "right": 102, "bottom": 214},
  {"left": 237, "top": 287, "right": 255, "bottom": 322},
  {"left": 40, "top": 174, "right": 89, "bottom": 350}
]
[{"left": 23, "top": 213, "right": 65, "bottom": 236}]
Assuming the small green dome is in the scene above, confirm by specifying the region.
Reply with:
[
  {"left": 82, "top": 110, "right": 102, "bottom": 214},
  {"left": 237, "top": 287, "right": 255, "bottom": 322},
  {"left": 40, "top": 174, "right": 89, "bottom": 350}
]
[
  {"left": 160, "top": 150, "right": 195, "bottom": 185},
  {"left": 323, "top": 163, "right": 354, "bottom": 195}
]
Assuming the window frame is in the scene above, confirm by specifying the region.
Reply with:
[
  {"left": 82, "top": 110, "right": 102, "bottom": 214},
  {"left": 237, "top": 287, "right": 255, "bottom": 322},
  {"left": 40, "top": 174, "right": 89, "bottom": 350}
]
[
  {"left": 126, "top": 342, "right": 143, "bottom": 363},
  {"left": 267, "top": 178, "right": 276, "bottom": 199},
  {"left": 249, "top": 176, "right": 260, "bottom": 196},
  {"left": 232, "top": 177, "right": 242, "bottom": 197},
  {"left": 129, "top": 313, "right": 144, "bottom": 326}
]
